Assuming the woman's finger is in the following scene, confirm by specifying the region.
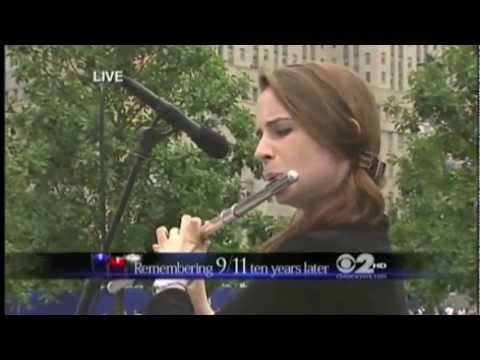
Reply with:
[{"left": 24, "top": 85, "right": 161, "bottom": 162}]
[
  {"left": 190, "top": 217, "right": 202, "bottom": 225},
  {"left": 156, "top": 226, "right": 168, "bottom": 243},
  {"left": 169, "top": 227, "right": 179, "bottom": 238},
  {"left": 180, "top": 215, "right": 191, "bottom": 236}
]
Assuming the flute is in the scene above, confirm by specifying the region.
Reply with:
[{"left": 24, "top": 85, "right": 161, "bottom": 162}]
[
  {"left": 201, "top": 170, "right": 299, "bottom": 236},
  {"left": 107, "top": 170, "right": 299, "bottom": 294}
]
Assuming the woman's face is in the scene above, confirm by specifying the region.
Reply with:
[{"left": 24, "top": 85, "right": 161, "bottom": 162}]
[{"left": 255, "top": 88, "right": 350, "bottom": 210}]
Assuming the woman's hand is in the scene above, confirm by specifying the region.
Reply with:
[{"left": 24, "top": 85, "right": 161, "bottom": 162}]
[
  {"left": 151, "top": 214, "right": 214, "bottom": 315},
  {"left": 152, "top": 214, "right": 210, "bottom": 254}
]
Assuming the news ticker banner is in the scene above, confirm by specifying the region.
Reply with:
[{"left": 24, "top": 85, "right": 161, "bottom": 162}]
[{"left": 5, "top": 252, "right": 452, "bottom": 280}]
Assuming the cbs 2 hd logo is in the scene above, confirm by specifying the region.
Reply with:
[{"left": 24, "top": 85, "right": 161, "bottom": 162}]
[{"left": 336, "top": 253, "right": 387, "bottom": 274}]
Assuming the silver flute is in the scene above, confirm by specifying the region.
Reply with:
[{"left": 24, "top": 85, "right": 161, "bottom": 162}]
[
  {"left": 106, "top": 170, "right": 299, "bottom": 294},
  {"left": 201, "top": 170, "right": 299, "bottom": 236}
]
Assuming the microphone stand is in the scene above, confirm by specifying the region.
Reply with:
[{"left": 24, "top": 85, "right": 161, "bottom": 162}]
[{"left": 75, "top": 111, "right": 171, "bottom": 315}]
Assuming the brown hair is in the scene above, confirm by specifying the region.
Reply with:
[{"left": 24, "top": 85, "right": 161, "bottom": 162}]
[{"left": 258, "top": 63, "right": 386, "bottom": 252}]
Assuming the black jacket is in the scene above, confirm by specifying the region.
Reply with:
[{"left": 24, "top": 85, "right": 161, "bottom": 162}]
[{"left": 146, "top": 223, "right": 408, "bottom": 315}]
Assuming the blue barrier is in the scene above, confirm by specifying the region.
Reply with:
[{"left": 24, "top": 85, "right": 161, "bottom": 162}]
[{"left": 5, "top": 287, "right": 238, "bottom": 315}]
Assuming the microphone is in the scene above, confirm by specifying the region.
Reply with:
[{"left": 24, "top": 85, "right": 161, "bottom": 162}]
[{"left": 121, "top": 76, "right": 230, "bottom": 159}]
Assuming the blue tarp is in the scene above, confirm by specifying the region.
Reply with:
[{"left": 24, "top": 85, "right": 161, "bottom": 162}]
[{"left": 5, "top": 287, "right": 237, "bottom": 315}]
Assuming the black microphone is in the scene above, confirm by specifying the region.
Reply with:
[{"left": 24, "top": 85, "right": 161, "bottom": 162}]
[{"left": 121, "top": 76, "right": 230, "bottom": 159}]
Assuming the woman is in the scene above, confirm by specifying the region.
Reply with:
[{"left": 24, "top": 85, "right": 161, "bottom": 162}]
[{"left": 146, "top": 63, "right": 408, "bottom": 315}]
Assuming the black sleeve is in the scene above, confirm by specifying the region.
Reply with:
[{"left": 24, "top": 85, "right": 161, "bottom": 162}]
[
  {"left": 145, "top": 288, "right": 195, "bottom": 315},
  {"left": 216, "top": 280, "right": 309, "bottom": 315},
  {"left": 217, "top": 279, "right": 348, "bottom": 315},
  {"left": 217, "top": 232, "right": 408, "bottom": 315},
  {"left": 217, "top": 279, "right": 407, "bottom": 315},
  {"left": 216, "top": 279, "right": 349, "bottom": 315},
  {"left": 143, "top": 278, "right": 407, "bottom": 315}
]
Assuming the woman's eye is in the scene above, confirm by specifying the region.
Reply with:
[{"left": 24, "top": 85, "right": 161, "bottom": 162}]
[{"left": 275, "top": 128, "right": 292, "bottom": 137}]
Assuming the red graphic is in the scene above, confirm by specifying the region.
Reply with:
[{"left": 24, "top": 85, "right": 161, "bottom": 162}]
[{"left": 108, "top": 257, "right": 127, "bottom": 271}]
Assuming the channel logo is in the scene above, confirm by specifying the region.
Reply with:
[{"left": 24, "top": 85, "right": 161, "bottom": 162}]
[{"left": 336, "top": 253, "right": 387, "bottom": 274}]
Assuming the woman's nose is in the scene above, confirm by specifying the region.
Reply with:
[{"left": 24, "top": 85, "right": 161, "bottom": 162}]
[{"left": 254, "top": 136, "right": 274, "bottom": 162}]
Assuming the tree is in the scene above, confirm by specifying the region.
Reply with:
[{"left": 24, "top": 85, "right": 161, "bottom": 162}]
[
  {"left": 384, "top": 46, "right": 477, "bottom": 313},
  {"left": 6, "top": 45, "right": 285, "bottom": 304}
]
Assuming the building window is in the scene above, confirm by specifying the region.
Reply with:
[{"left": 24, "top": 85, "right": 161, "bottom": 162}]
[
  {"left": 227, "top": 45, "right": 234, "bottom": 64},
  {"left": 282, "top": 45, "right": 288, "bottom": 65},
  {"left": 407, "top": 57, "right": 412, "bottom": 69},
  {"left": 252, "top": 45, "right": 259, "bottom": 68},
  {"left": 397, "top": 135, "right": 405, "bottom": 153},
  {"left": 331, "top": 57, "right": 337, "bottom": 63},
  {"left": 433, "top": 45, "right": 438, "bottom": 50},
  {"left": 365, "top": 72, "right": 371, "bottom": 83},
  {"left": 292, "top": 54, "right": 298, "bottom": 64},
  {"left": 399, "top": 45, "right": 404, "bottom": 58},
  {"left": 218, "top": 45, "right": 224, "bottom": 57},
  {"left": 274, "top": 45, "right": 279, "bottom": 67},
  {"left": 399, "top": 61, "right": 403, "bottom": 81},
  {"left": 365, "top": 52, "right": 371, "bottom": 65},
  {"left": 252, "top": 87, "right": 258, "bottom": 101},
  {"left": 240, "top": 48, "right": 246, "bottom": 62},
  {"left": 332, "top": 45, "right": 336, "bottom": 48},
  {"left": 264, "top": 49, "right": 269, "bottom": 62},
  {"left": 381, "top": 52, "right": 386, "bottom": 65},
  {"left": 353, "top": 46, "right": 359, "bottom": 72},
  {"left": 390, "top": 47, "right": 395, "bottom": 81},
  {"left": 386, "top": 131, "right": 394, "bottom": 154},
  {"left": 387, "top": 191, "right": 394, "bottom": 209},
  {"left": 302, "top": 45, "right": 307, "bottom": 61},
  {"left": 343, "top": 46, "right": 349, "bottom": 65},
  {"left": 388, "top": 163, "right": 394, "bottom": 179},
  {"left": 381, "top": 71, "right": 386, "bottom": 84},
  {"left": 320, "top": 45, "right": 324, "bottom": 49},
  {"left": 310, "top": 45, "right": 316, "bottom": 61}
]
